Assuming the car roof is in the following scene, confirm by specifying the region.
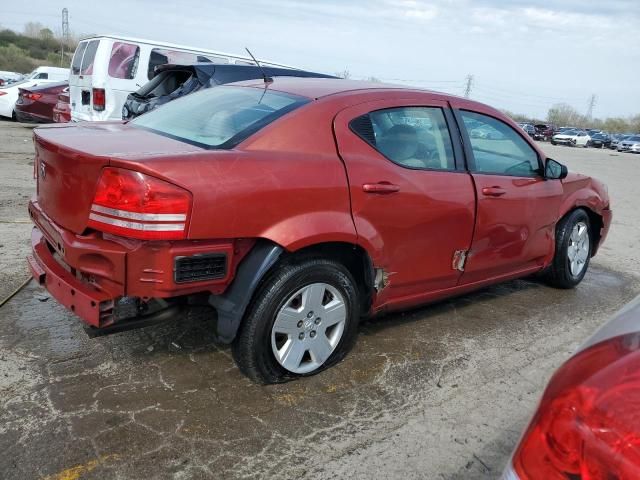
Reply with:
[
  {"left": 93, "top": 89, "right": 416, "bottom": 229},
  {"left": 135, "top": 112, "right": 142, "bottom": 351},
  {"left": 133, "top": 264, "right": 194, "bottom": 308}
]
[{"left": 228, "top": 76, "right": 455, "bottom": 101}]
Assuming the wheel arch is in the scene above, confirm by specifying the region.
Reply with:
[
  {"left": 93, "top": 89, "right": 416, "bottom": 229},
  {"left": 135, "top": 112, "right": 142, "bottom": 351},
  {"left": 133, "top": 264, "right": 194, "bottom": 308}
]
[
  {"left": 209, "top": 238, "right": 376, "bottom": 344},
  {"left": 558, "top": 205, "right": 604, "bottom": 256}
]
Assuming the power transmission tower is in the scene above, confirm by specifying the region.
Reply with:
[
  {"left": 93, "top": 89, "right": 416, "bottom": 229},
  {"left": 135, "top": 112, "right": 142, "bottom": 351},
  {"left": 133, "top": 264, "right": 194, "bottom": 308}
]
[
  {"left": 61, "top": 8, "right": 69, "bottom": 66},
  {"left": 586, "top": 94, "right": 596, "bottom": 120},
  {"left": 464, "top": 74, "right": 474, "bottom": 98}
]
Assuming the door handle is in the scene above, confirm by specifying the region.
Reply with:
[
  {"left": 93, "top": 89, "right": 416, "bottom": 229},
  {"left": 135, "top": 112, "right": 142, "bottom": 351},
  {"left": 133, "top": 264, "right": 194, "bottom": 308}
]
[
  {"left": 362, "top": 182, "right": 400, "bottom": 194},
  {"left": 481, "top": 186, "right": 506, "bottom": 197}
]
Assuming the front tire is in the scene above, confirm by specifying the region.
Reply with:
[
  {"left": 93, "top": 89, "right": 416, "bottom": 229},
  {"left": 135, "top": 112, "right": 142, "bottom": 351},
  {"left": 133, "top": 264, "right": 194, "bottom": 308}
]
[
  {"left": 232, "top": 258, "right": 360, "bottom": 384},
  {"left": 543, "top": 209, "right": 592, "bottom": 289}
]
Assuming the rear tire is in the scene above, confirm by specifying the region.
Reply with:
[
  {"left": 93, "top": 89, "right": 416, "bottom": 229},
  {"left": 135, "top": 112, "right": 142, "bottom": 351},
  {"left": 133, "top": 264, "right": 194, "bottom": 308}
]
[
  {"left": 232, "top": 257, "right": 360, "bottom": 384},
  {"left": 543, "top": 209, "right": 592, "bottom": 289}
]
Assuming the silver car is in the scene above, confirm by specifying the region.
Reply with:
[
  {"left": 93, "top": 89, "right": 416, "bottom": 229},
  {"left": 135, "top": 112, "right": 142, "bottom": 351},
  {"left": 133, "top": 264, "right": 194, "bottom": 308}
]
[{"left": 618, "top": 135, "right": 640, "bottom": 153}]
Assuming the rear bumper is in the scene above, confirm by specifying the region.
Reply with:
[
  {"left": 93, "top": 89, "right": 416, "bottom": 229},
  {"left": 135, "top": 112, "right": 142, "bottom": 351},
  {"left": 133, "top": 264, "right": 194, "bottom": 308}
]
[
  {"left": 28, "top": 228, "right": 112, "bottom": 327},
  {"left": 28, "top": 200, "right": 253, "bottom": 327},
  {"left": 15, "top": 109, "right": 53, "bottom": 124}
]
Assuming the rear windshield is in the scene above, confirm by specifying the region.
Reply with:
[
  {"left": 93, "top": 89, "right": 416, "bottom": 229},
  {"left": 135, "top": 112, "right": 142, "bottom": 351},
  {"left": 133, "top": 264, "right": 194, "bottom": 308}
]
[{"left": 131, "top": 86, "right": 309, "bottom": 149}]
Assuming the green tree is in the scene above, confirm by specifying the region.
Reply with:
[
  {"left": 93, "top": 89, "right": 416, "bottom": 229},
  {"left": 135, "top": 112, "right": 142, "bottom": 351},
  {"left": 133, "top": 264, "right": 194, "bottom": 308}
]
[{"left": 0, "top": 43, "right": 35, "bottom": 72}]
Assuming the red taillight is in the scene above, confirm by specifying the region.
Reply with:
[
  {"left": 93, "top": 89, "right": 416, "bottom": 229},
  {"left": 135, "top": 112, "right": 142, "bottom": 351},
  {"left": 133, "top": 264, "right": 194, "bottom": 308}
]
[
  {"left": 87, "top": 167, "right": 191, "bottom": 240},
  {"left": 512, "top": 333, "right": 640, "bottom": 479},
  {"left": 0, "top": 91, "right": 7, "bottom": 96},
  {"left": 25, "top": 93, "right": 43, "bottom": 100},
  {"left": 92, "top": 88, "right": 105, "bottom": 111}
]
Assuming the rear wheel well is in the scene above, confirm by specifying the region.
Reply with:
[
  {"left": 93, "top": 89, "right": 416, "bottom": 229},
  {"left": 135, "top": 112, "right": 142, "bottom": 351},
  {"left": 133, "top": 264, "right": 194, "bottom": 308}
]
[{"left": 282, "top": 242, "right": 374, "bottom": 316}]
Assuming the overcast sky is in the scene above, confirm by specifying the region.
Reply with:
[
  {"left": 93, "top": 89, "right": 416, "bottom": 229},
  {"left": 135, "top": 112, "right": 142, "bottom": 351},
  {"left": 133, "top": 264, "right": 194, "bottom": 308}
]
[{"left": 3, "top": 0, "right": 639, "bottom": 119}]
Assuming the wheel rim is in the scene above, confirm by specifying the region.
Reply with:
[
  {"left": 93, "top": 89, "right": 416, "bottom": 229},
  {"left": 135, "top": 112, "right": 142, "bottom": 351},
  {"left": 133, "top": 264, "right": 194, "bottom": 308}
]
[
  {"left": 567, "top": 221, "right": 590, "bottom": 276},
  {"left": 271, "top": 282, "right": 347, "bottom": 374}
]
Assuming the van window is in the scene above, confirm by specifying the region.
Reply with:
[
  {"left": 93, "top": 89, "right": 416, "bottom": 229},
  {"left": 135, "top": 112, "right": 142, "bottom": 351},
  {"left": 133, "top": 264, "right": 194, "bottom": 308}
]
[
  {"left": 147, "top": 48, "right": 228, "bottom": 79},
  {"left": 108, "top": 42, "right": 140, "bottom": 79},
  {"left": 81, "top": 40, "right": 99, "bottom": 75},
  {"left": 34, "top": 72, "right": 49, "bottom": 79},
  {"left": 71, "top": 42, "right": 87, "bottom": 75}
]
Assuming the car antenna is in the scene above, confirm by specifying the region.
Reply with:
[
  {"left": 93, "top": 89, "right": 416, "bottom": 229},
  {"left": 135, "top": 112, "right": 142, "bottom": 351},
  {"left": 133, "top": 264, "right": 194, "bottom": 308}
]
[{"left": 245, "top": 48, "right": 273, "bottom": 84}]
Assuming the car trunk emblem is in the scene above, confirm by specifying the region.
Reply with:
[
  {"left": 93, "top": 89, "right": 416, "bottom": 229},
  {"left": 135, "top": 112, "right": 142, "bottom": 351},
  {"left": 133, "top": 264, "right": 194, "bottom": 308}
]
[{"left": 39, "top": 161, "right": 46, "bottom": 180}]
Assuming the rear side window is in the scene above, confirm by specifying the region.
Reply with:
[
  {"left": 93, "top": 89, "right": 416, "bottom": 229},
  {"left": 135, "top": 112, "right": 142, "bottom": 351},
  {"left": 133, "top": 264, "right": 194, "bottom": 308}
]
[
  {"left": 71, "top": 42, "right": 87, "bottom": 75},
  {"left": 460, "top": 110, "right": 540, "bottom": 177},
  {"left": 350, "top": 107, "right": 456, "bottom": 171},
  {"left": 80, "top": 40, "right": 99, "bottom": 75},
  {"left": 109, "top": 42, "right": 140, "bottom": 79},
  {"left": 131, "top": 86, "right": 309, "bottom": 149},
  {"left": 35, "top": 73, "right": 48, "bottom": 79}
]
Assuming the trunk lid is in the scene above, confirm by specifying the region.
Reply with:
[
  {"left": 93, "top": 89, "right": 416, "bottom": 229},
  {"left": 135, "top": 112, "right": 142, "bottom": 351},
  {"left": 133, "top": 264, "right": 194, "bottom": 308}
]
[{"left": 35, "top": 122, "right": 203, "bottom": 234}]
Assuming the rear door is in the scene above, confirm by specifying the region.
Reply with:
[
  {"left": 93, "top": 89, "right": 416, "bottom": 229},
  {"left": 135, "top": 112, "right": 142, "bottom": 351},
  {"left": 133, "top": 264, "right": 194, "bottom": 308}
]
[
  {"left": 334, "top": 98, "right": 476, "bottom": 308},
  {"left": 453, "top": 106, "right": 564, "bottom": 284},
  {"left": 69, "top": 39, "right": 99, "bottom": 121}
]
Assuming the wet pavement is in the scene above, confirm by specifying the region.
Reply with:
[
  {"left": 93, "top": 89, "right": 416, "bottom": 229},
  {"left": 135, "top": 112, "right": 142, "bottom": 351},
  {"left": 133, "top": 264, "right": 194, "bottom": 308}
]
[
  {"left": 1, "top": 122, "right": 639, "bottom": 479},
  {"left": 1, "top": 266, "right": 637, "bottom": 479}
]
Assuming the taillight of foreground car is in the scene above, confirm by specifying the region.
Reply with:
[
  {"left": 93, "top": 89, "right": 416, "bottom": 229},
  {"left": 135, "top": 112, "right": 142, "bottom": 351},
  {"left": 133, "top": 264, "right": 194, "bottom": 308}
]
[
  {"left": 23, "top": 93, "right": 43, "bottom": 101},
  {"left": 505, "top": 332, "right": 640, "bottom": 480},
  {"left": 88, "top": 167, "right": 191, "bottom": 240}
]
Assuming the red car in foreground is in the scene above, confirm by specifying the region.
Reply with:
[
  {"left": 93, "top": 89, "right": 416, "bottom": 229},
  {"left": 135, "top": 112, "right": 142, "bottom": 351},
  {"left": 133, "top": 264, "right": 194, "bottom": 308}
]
[
  {"left": 15, "top": 81, "right": 68, "bottom": 123},
  {"left": 27, "top": 78, "right": 611, "bottom": 383},
  {"left": 503, "top": 295, "right": 640, "bottom": 480}
]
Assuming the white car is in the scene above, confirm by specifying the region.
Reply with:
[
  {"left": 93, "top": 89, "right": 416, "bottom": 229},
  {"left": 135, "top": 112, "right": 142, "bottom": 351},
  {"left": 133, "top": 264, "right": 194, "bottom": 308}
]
[
  {"left": 551, "top": 129, "right": 590, "bottom": 147},
  {"left": 618, "top": 135, "right": 640, "bottom": 153},
  {"left": 0, "top": 66, "right": 69, "bottom": 120}
]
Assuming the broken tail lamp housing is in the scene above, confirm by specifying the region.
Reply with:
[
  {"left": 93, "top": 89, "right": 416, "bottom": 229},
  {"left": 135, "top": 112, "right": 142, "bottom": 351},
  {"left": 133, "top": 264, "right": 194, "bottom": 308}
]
[
  {"left": 509, "top": 332, "right": 640, "bottom": 479},
  {"left": 88, "top": 167, "right": 191, "bottom": 240}
]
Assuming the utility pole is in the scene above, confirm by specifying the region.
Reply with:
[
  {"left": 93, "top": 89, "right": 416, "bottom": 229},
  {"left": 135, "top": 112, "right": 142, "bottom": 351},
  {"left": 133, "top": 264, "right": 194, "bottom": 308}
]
[
  {"left": 586, "top": 94, "right": 596, "bottom": 120},
  {"left": 61, "top": 8, "right": 69, "bottom": 67},
  {"left": 464, "top": 74, "right": 474, "bottom": 98}
]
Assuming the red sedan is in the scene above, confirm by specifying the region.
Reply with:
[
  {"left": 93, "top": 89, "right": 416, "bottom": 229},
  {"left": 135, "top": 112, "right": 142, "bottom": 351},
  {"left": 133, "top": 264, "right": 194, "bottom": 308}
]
[
  {"left": 15, "top": 81, "right": 68, "bottom": 123},
  {"left": 27, "top": 78, "right": 611, "bottom": 383}
]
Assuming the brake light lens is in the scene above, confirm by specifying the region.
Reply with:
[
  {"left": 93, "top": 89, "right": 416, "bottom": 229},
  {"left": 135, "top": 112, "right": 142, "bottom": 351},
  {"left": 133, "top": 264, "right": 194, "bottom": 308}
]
[
  {"left": 24, "top": 93, "right": 43, "bottom": 101},
  {"left": 88, "top": 167, "right": 191, "bottom": 240},
  {"left": 511, "top": 333, "right": 640, "bottom": 480},
  {"left": 92, "top": 88, "right": 105, "bottom": 111},
  {"left": 0, "top": 91, "right": 7, "bottom": 96}
]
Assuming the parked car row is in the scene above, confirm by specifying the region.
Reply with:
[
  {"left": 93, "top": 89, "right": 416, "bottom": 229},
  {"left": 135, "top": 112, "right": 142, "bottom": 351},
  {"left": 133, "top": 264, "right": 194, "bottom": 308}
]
[
  {"left": 0, "top": 66, "right": 69, "bottom": 120},
  {"left": 548, "top": 129, "right": 640, "bottom": 152}
]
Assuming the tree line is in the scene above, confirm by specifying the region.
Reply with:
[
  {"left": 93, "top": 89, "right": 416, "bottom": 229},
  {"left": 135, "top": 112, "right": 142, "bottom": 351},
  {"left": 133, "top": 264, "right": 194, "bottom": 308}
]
[{"left": 503, "top": 103, "right": 640, "bottom": 134}]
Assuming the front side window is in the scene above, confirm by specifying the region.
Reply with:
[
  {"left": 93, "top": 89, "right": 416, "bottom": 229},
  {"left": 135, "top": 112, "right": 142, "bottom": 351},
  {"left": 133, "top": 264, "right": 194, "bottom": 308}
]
[
  {"left": 131, "top": 86, "right": 309, "bottom": 149},
  {"left": 460, "top": 110, "right": 540, "bottom": 177},
  {"left": 350, "top": 107, "right": 455, "bottom": 170},
  {"left": 108, "top": 42, "right": 140, "bottom": 79}
]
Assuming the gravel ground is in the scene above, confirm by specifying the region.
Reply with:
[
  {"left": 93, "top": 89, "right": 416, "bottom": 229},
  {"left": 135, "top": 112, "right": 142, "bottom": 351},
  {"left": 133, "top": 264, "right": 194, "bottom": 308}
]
[{"left": 0, "top": 120, "right": 638, "bottom": 479}]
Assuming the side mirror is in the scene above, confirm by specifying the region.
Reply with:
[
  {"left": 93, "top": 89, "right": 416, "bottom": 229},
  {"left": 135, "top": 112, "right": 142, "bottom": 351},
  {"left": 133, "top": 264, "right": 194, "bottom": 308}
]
[{"left": 545, "top": 158, "right": 568, "bottom": 180}]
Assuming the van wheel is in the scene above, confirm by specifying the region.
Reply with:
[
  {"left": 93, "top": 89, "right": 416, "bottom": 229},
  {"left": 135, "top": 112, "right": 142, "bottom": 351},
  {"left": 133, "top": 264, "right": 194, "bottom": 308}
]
[
  {"left": 232, "top": 258, "right": 359, "bottom": 384},
  {"left": 11, "top": 110, "right": 16, "bottom": 121},
  {"left": 543, "top": 209, "right": 592, "bottom": 289}
]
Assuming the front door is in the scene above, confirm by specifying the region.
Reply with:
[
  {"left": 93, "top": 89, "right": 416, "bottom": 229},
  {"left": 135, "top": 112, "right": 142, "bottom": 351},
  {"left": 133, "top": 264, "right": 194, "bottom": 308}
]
[
  {"left": 454, "top": 107, "right": 564, "bottom": 284},
  {"left": 333, "top": 98, "right": 476, "bottom": 309}
]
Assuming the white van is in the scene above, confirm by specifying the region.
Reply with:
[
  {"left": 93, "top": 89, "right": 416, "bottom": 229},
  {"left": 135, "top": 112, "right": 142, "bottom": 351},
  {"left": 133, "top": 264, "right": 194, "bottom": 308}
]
[
  {"left": 0, "top": 66, "right": 69, "bottom": 119},
  {"left": 69, "top": 35, "right": 295, "bottom": 122}
]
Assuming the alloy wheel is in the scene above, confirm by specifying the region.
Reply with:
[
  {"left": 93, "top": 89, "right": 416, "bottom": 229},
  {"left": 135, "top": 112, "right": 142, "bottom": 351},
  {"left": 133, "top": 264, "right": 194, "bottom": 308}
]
[
  {"left": 567, "top": 221, "right": 590, "bottom": 276},
  {"left": 271, "top": 283, "right": 347, "bottom": 374}
]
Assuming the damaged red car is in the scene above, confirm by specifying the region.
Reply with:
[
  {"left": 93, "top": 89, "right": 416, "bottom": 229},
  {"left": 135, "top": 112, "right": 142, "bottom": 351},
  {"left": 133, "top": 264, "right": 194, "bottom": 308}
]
[{"left": 28, "top": 78, "right": 612, "bottom": 383}]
